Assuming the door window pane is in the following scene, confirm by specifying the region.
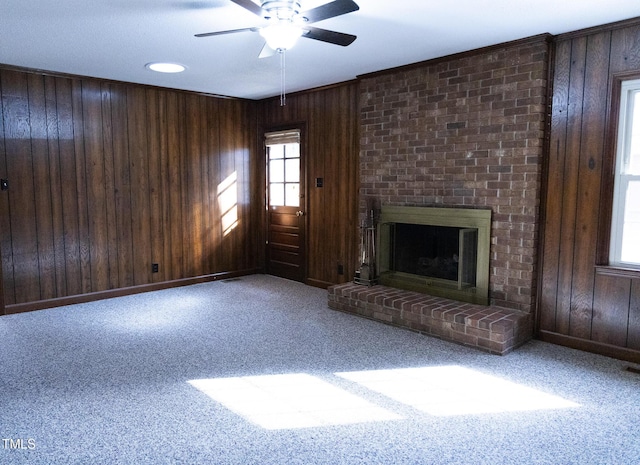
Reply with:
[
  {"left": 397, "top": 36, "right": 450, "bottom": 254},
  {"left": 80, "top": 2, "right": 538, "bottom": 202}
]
[
  {"left": 269, "top": 145, "right": 284, "bottom": 160},
  {"left": 285, "top": 158, "right": 300, "bottom": 182},
  {"left": 270, "top": 183, "right": 284, "bottom": 207},
  {"left": 285, "top": 183, "right": 300, "bottom": 207},
  {"left": 285, "top": 143, "right": 299, "bottom": 158},
  {"left": 269, "top": 159, "right": 284, "bottom": 183}
]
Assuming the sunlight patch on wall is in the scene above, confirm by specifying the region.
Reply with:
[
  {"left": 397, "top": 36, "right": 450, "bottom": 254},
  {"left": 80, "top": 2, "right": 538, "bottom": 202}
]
[
  {"left": 335, "top": 366, "right": 581, "bottom": 417},
  {"left": 188, "top": 373, "right": 402, "bottom": 430},
  {"left": 217, "top": 171, "right": 238, "bottom": 236}
]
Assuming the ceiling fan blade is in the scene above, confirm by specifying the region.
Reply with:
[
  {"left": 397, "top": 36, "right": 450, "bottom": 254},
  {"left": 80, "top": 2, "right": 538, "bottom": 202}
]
[
  {"left": 300, "top": 0, "right": 359, "bottom": 24},
  {"left": 301, "top": 26, "right": 356, "bottom": 47},
  {"left": 230, "top": 0, "right": 268, "bottom": 17},
  {"left": 195, "top": 27, "right": 258, "bottom": 38},
  {"left": 259, "top": 43, "right": 277, "bottom": 58}
]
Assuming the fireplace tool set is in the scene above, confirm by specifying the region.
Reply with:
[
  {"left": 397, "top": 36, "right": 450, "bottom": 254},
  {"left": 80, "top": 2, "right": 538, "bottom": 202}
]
[{"left": 354, "top": 208, "right": 378, "bottom": 286}]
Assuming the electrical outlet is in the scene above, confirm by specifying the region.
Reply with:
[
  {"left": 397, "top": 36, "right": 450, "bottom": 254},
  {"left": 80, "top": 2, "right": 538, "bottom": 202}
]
[{"left": 152, "top": 263, "right": 159, "bottom": 273}]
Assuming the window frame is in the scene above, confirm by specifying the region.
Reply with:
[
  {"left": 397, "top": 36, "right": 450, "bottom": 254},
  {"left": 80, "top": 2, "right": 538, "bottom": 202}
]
[
  {"left": 599, "top": 73, "right": 640, "bottom": 271},
  {"left": 608, "top": 78, "right": 640, "bottom": 270}
]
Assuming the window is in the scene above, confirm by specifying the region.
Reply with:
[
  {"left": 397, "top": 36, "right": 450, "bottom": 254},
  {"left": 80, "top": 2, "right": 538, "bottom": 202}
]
[
  {"left": 610, "top": 79, "right": 640, "bottom": 268},
  {"left": 265, "top": 130, "right": 300, "bottom": 207}
]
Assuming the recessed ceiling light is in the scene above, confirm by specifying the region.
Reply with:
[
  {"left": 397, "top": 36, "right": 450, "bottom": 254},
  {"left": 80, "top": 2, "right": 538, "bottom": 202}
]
[{"left": 145, "top": 62, "right": 186, "bottom": 73}]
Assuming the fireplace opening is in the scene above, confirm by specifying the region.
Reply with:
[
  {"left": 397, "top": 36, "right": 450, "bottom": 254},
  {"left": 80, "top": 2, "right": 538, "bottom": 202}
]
[
  {"left": 390, "top": 224, "right": 478, "bottom": 286},
  {"left": 377, "top": 206, "right": 491, "bottom": 305}
]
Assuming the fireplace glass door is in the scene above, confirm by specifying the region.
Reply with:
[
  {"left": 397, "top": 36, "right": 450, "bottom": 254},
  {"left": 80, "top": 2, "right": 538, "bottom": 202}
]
[
  {"left": 377, "top": 206, "right": 491, "bottom": 305},
  {"left": 389, "top": 224, "right": 478, "bottom": 289}
]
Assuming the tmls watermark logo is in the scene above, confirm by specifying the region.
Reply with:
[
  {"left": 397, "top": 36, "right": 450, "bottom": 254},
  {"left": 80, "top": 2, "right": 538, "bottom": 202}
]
[{"left": 2, "top": 438, "right": 36, "bottom": 450}]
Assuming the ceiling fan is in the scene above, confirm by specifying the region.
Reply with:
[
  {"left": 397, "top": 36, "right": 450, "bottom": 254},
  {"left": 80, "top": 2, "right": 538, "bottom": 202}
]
[{"left": 195, "top": 0, "right": 360, "bottom": 57}]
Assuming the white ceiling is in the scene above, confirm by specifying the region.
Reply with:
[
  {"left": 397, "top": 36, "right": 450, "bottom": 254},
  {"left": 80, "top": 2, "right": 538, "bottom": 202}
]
[{"left": 1, "top": 1, "right": 640, "bottom": 100}]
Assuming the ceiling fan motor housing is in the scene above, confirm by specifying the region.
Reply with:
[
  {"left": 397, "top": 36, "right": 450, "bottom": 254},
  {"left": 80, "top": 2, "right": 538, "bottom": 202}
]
[{"left": 262, "top": 1, "right": 303, "bottom": 21}]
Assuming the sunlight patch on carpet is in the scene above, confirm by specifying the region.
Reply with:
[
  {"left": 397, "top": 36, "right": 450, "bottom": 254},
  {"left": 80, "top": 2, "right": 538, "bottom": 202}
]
[
  {"left": 335, "top": 366, "right": 581, "bottom": 417},
  {"left": 188, "top": 373, "right": 402, "bottom": 430}
]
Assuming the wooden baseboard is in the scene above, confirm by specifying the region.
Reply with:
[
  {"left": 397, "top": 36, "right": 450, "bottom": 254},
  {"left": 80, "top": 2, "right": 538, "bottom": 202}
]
[
  {"left": 305, "top": 278, "right": 334, "bottom": 289},
  {"left": 538, "top": 330, "right": 640, "bottom": 364},
  {"left": 3, "top": 268, "right": 262, "bottom": 315},
  {"left": 307, "top": 277, "right": 360, "bottom": 289}
]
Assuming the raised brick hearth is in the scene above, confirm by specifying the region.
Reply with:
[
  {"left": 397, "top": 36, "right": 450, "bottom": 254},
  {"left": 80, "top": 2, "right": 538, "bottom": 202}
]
[{"left": 328, "top": 282, "right": 533, "bottom": 355}]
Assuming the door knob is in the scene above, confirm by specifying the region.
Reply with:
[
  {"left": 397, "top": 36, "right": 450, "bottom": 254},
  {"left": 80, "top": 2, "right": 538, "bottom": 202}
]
[{"left": 296, "top": 211, "right": 305, "bottom": 217}]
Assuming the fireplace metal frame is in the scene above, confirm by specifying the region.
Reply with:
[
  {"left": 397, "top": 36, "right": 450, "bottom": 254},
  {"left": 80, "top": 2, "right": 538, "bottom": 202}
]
[{"left": 377, "top": 206, "right": 491, "bottom": 305}]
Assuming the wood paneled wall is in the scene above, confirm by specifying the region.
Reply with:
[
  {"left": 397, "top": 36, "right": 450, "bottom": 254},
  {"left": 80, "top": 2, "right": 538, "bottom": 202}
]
[
  {"left": 0, "top": 68, "right": 261, "bottom": 312},
  {"left": 259, "top": 83, "right": 360, "bottom": 288},
  {"left": 539, "top": 19, "right": 640, "bottom": 362}
]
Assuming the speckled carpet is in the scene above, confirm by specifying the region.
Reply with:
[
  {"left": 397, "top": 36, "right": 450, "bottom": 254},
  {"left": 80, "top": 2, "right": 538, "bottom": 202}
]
[{"left": 1, "top": 275, "right": 639, "bottom": 464}]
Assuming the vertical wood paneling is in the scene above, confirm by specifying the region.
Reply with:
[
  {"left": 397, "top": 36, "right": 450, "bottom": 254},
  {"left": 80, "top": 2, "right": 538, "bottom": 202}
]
[
  {"left": 2, "top": 71, "right": 40, "bottom": 303},
  {"left": 218, "top": 98, "right": 237, "bottom": 272},
  {"left": 55, "top": 77, "right": 82, "bottom": 296},
  {"left": 197, "top": 94, "right": 208, "bottom": 275},
  {"left": 71, "top": 79, "right": 92, "bottom": 295},
  {"left": 568, "top": 31, "right": 611, "bottom": 339},
  {"left": 157, "top": 91, "right": 172, "bottom": 283},
  {"left": 540, "top": 20, "right": 640, "bottom": 359},
  {"left": 202, "top": 97, "right": 216, "bottom": 273},
  {"left": 592, "top": 273, "right": 631, "bottom": 346},
  {"left": 540, "top": 39, "right": 571, "bottom": 332},
  {"left": 555, "top": 37, "right": 587, "bottom": 335},
  {"left": 204, "top": 98, "right": 217, "bottom": 272},
  {"left": 100, "top": 83, "right": 119, "bottom": 290},
  {"left": 166, "top": 91, "right": 185, "bottom": 281},
  {"left": 0, "top": 74, "right": 11, "bottom": 308},
  {"left": 336, "top": 85, "right": 358, "bottom": 283},
  {"left": 127, "top": 86, "right": 152, "bottom": 285},
  {"left": 179, "top": 92, "right": 191, "bottom": 279},
  {"left": 233, "top": 101, "right": 247, "bottom": 271},
  {"left": 27, "top": 74, "right": 56, "bottom": 301},
  {"left": 109, "top": 83, "right": 134, "bottom": 289},
  {"left": 146, "top": 88, "right": 163, "bottom": 283},
  {"left": 44, "top": 76, "right": 68, "bottom": 297},
  {"left": 82, "top": 80, "right": 110, "bottom": 293},
  {"left": 609, "top": 25, "right": 640, "bottom": 73},
  {"left": 184, "top": 94, "right": 203, "bottom": 277},
  {"left": 0, "top": 68, "right": 260, "bottom": 308},
  {"left": 260, "top": 83, "right": 359, "bottom": 287},
  {"left": 307, "top": 92, "right": 323, "bottom": 282},
  {"left": 244, "top": 101, "right": 259, "bottom": 270},
  {"left": 246, "top": 102, "right": 263, "bottom": 271},
  {"left": 630, "top": 280, "right": 640, "bottom": 350},
  {"left": 235, "top": 101, "right": 252, "bottom": 270}
]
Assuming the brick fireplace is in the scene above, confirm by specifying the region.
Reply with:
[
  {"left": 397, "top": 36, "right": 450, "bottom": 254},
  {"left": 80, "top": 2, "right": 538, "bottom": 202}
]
[{"left": 329, "top": 35, "right": 550, "bottom": 354}]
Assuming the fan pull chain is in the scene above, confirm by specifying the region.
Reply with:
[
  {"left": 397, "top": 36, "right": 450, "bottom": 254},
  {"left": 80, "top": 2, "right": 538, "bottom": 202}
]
[{"left": 280, "top": 49, "right": 286, "bottom": 106}]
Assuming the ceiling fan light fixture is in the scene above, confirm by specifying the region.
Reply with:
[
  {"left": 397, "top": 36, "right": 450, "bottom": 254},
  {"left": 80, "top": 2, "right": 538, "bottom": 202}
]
[{"left": 259, "top": 21, "right": 303, "bottom": 51}]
